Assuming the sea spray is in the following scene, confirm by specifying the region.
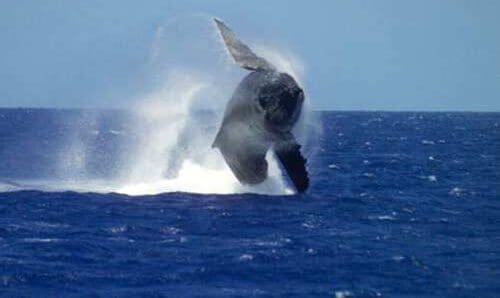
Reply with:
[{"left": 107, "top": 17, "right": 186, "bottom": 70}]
[
  {"left": 56, "top": 110, "right": 99, "bottom": 180},
  {"left": 125, "top": 71, "right": 207, "bottom": 183}
]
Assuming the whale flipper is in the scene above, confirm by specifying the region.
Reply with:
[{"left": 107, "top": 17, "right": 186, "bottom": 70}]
[
  {"left": 214, "top": 18, "right": 274, "bottom": 71},
  {"left": 274, "top": 135, "right": 309, "bottom": 193}
]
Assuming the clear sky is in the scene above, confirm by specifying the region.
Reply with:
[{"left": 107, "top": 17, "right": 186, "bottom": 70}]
[{"left": 1, "top": 0, "right": 499, "bottom": 111}]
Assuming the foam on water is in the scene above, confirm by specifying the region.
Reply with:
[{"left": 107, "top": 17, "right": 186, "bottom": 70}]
[{"left": 118, "top": 156, "right": 292, "bottom": 196}]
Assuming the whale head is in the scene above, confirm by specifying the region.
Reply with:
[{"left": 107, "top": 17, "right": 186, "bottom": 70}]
[{"left": 258, "top": 72, "right": 304, "bottom": 132}]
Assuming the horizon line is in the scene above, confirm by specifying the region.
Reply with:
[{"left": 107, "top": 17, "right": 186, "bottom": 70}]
[{"left": 0, "top": 106, "right": 499, "bottom": 114}]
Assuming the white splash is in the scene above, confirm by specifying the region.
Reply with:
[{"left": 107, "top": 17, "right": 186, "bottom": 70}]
[
  {"left": 118, "top": 156, "right": 292, "bottom": 196},
  {"left": 126, "top": 71, "right": 206, "bottom": 182}
]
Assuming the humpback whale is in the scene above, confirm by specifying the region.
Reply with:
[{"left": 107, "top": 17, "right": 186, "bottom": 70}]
[{"left": 212, "top": 18, "right": 309, "bottom": 193}]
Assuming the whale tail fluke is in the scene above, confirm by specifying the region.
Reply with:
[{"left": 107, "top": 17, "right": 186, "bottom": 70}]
[{"left": 214, "top": 18, "right": 275, "bottom": 71}]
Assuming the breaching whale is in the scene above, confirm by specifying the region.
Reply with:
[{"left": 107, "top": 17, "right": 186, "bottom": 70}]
[{"left": 212, "top": 18, "right": 309, "bottom": 193}]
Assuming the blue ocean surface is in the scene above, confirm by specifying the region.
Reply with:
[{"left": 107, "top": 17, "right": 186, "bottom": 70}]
[{"left": 0, "top": 109, "right": 499, "bottom": 297}]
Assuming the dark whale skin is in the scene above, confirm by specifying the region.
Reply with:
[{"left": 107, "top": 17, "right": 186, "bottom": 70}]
[
  {"left": 212, "top": 18, "right": 309, "bottom": 193},
  {"left": 213, "top": 70, "right": 309, "bottom": 192}
]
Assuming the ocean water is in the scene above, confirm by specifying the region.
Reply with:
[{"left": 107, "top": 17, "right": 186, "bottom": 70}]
[{"left": 0, "top": 109, "right": 499, "bottom": 297}]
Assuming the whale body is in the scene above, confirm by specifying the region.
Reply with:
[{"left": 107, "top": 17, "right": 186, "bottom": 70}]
[{"left": 212, "top": 18, "right": 309, "bottom": 193}]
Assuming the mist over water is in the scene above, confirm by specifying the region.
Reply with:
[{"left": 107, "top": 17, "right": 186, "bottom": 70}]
[{"left": 2, "top": 15, "right": 318, "bottom": 196}]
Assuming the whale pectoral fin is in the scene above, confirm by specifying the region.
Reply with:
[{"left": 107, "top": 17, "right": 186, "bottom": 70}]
[
  {"left": 274, "top": 137, "right": 309, "bottom": 193},
  {"left": 214, "top": 18, "right": 275, "bottom": 71}
]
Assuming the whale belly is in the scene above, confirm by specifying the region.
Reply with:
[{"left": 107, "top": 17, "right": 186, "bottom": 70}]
[{"left": 212, "top": 119, "right": 270, "bottom": 184}]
